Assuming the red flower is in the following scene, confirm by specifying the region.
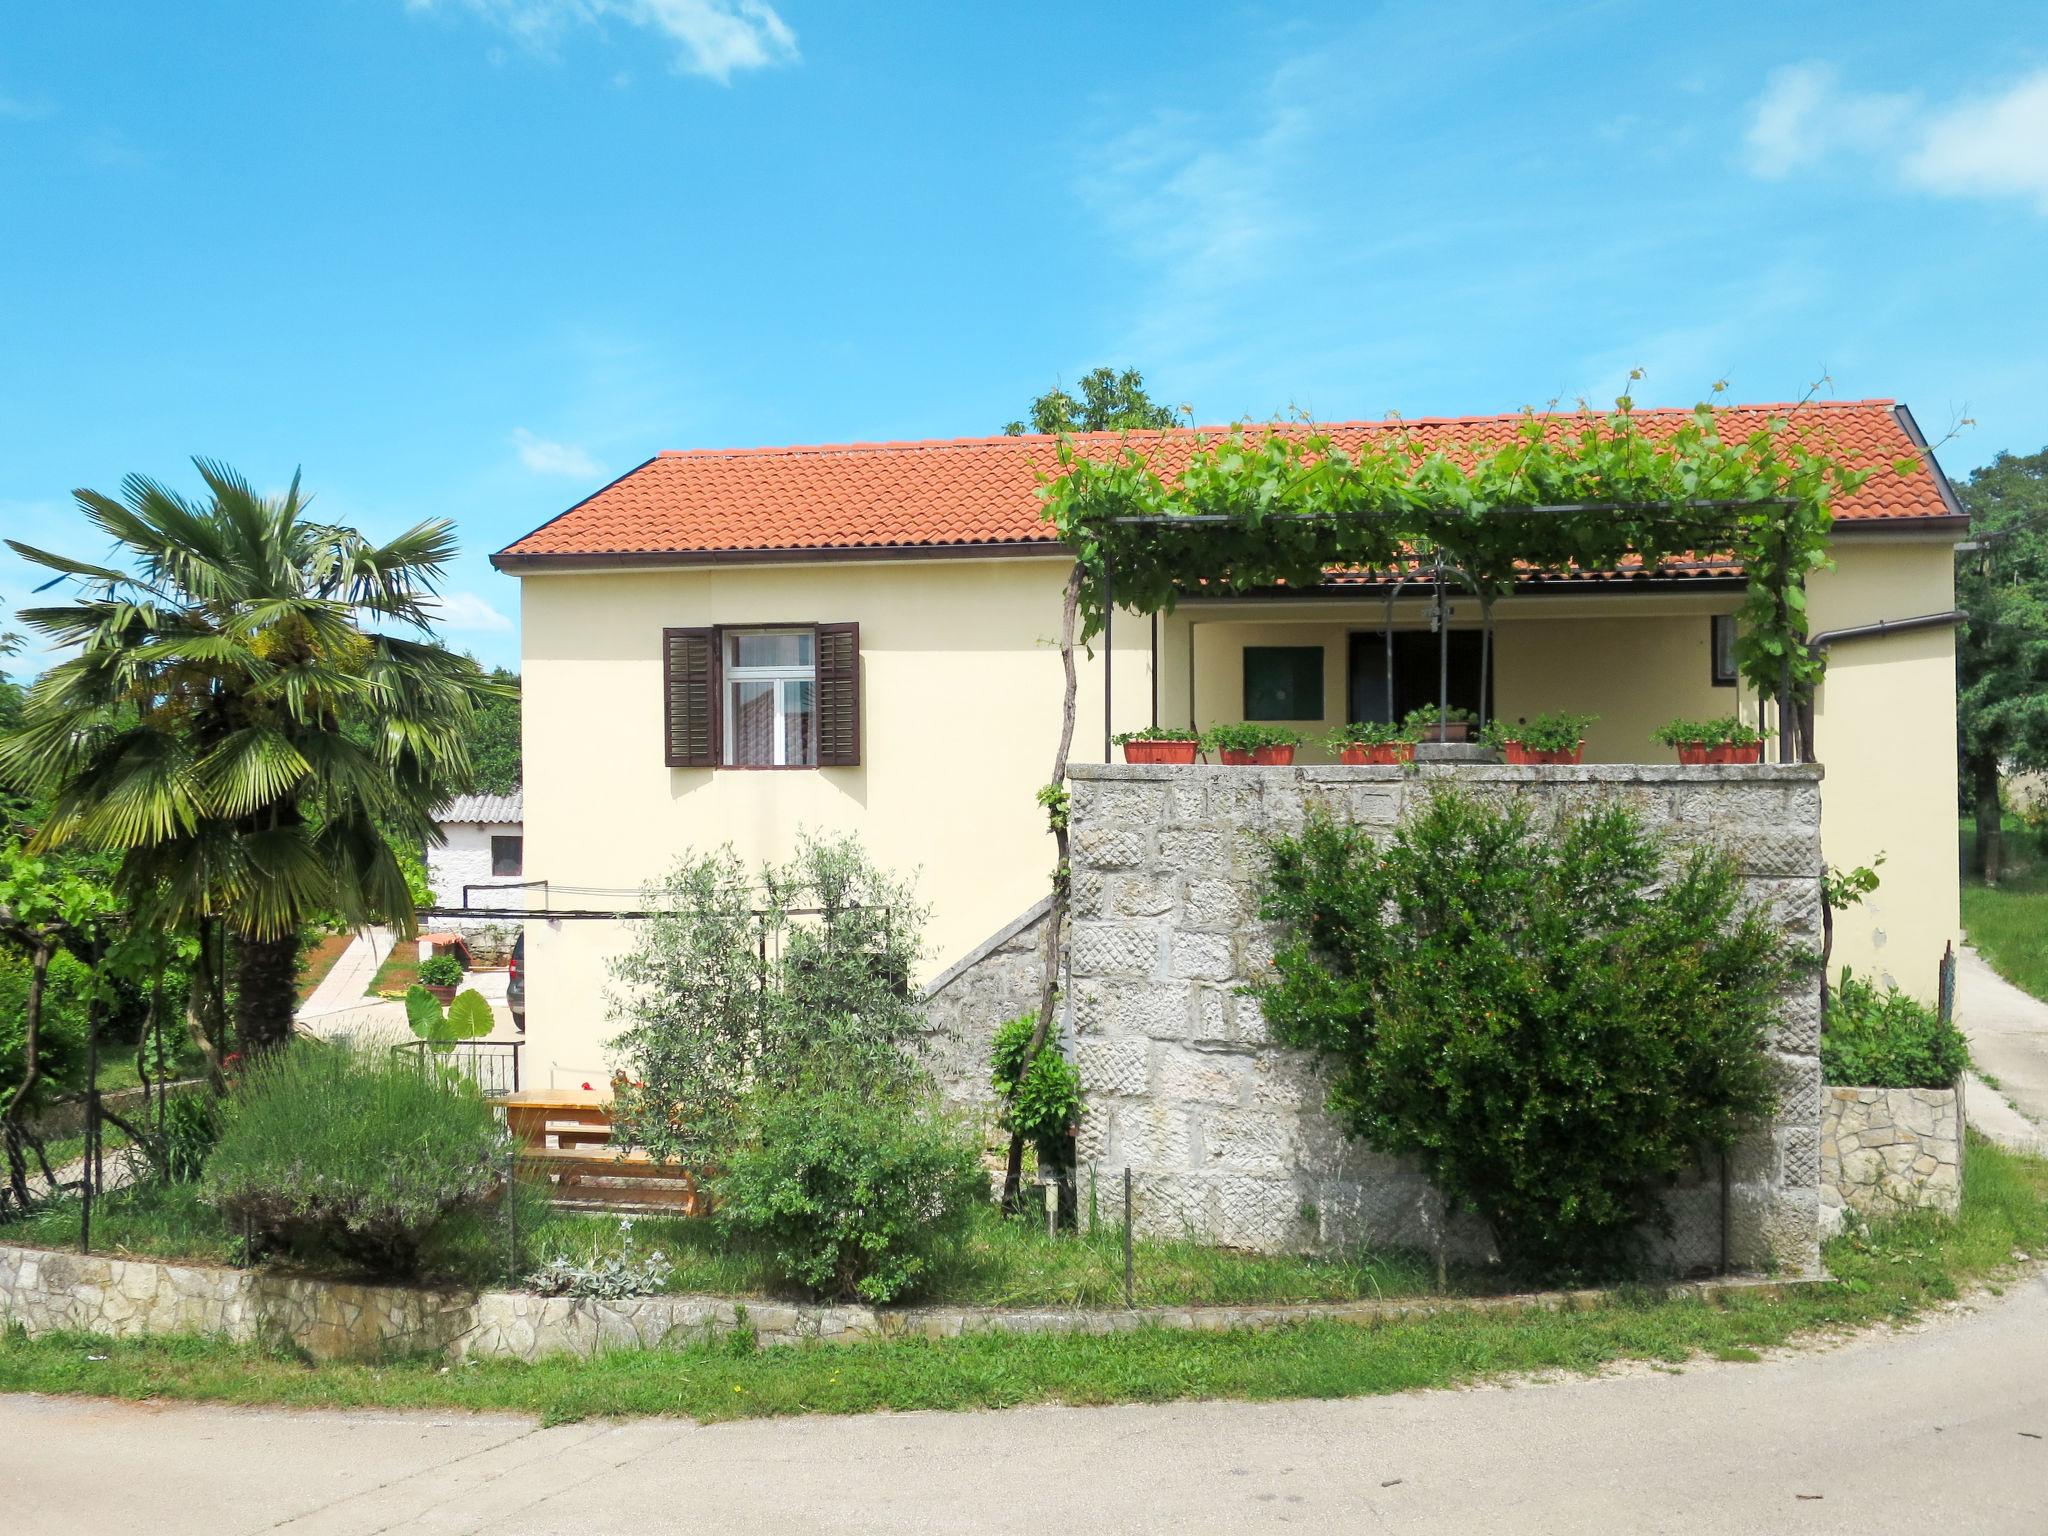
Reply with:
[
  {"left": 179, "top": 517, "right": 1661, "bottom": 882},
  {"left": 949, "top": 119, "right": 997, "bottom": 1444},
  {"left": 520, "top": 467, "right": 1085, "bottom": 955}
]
[{"left": 581, "top": 1081, "right": 593, "bottom": 1091}]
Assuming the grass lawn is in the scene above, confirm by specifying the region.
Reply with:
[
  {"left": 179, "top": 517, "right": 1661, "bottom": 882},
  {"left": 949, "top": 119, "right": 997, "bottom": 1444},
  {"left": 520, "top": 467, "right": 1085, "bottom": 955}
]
[
  {"left": 296, "top": 931, "right": 356, "bottom": 1003},
  {"left": 6, "top": 1181, "right": 1465, "bottom": 1307},
  {"left": 4, "top": 1137, "right": 2044, "bottom": 1425},
  {"left": 1961, "top": 815, "right": 2048, "bottom": 1005},
  {"left": 365, "top": 943, "right": 423, "bottom": 997}
]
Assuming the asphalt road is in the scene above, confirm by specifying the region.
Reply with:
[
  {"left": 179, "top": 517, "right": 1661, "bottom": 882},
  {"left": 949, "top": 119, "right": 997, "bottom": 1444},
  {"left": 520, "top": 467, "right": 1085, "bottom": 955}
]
[{"left": 6, "top": 1270, "right": 2047, "bottom": 1535}]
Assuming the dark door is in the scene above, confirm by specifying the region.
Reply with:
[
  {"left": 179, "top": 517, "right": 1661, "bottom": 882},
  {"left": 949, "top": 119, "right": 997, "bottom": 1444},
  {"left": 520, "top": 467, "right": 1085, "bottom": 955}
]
[{"left": 1348, "top": 630, "right": 1491, "bottom": 723}]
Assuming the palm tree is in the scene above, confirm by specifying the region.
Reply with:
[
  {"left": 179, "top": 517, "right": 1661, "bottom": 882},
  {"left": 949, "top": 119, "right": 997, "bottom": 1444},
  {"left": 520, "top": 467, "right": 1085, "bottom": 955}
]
[{"left": 0, "top": 460, "right": 498, "bottom": 1058}]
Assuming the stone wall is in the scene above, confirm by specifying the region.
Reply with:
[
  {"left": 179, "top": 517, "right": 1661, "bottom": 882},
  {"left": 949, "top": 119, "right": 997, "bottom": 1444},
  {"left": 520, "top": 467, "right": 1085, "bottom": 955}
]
[
  {"left": 1065, "top": 763, "right": 1826, "bottom": 1277},
  {"left": 0, "top": 1243, "right": 473, "bottom": 1362},
  {"left": 0, "top": 1240, "right": 1813, "bottom": 1362},
  {"left": 1819, "top": 1084, "right": 1964, "bottom": 1236},
  {"left": 918, "top": 896, "right": 1050, "bottom": 1114}
]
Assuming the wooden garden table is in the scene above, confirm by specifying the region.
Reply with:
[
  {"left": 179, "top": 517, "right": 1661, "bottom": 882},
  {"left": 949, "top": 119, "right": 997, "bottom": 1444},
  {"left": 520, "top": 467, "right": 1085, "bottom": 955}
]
[{"left": 491, "top": 1088, "right": 612, "bottom": 1150}]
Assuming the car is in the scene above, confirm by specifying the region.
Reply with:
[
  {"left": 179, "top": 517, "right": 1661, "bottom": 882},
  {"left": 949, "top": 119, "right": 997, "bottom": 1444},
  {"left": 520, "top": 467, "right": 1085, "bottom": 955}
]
[{"left": 506, "top": 930, "right": 525, "bottom": 1033}]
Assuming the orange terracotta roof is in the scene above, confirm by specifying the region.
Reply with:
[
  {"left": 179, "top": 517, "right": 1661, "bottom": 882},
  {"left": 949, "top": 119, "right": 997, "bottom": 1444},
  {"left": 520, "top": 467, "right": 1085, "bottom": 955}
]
[{"left": 492, "top": 400, "right": 1962, "bottom": 567}]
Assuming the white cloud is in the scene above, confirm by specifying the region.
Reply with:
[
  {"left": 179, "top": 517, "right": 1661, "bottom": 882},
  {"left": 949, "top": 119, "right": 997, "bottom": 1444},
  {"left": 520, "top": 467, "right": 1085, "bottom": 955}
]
[
  {"left": 406, "top": 0, "right": 797, "bottom": 83},
  {"left": 1743, "top": 62, "right": 2048, "bottom": 214},
  {"left": 510, "top": 428, "right": 603, "bottom": 478},
  {"left": 1905, "top": 70, "right": 2048, "bottom": 213},
  {"left": 430, "top": 591, "right": 514, "bottom": 633},
  {"left": 1743, "top": 63, "right": 1913, "bottom": 179}
]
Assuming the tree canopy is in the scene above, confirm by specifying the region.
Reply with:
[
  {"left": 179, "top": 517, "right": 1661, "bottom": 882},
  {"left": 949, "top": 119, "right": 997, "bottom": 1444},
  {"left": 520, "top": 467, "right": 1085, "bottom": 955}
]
[
  {"left": 463, "top": 664, "right": 521, "bottom": 796},
  {"left": 1957, "top": 445, "right": 2048, "bottom": 878},
  {"left": 0, "top": 459, "right": 504, "bottom": 1052},
  {"left": 1004, "top": 366, "right": 1183, "bottom": 437}
]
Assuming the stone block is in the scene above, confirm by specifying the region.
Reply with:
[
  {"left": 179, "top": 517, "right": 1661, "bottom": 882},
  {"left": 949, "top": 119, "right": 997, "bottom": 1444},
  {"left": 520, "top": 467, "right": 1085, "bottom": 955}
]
[
  {"left": 1070, "top": 923, "right": 1160, "bottom": 981},
  {"left": 1075, "top": 1039, "right": 1150, "bottom": 1098},
  {"left": 1169, "top": 932, "right": 1235, "bottom": 982},
  {"left": 1158, "top": 828, "right": 1229, "bottom": 875},
  {"left": 1156, "top": 1049, "right": 1246, "bottom": 1106},
  {"left": 1183, "top": 879, "right": 1248, "bottom": 930},
  {"left": 1112, "top": 875, "right": 1180, "bottom": 918},
  {"left": 1197, "top": 1108, "right": 1295, "bottom": 1173},
  {"left": 1072, "top": 823, "right": 1150, "bottom": 870},
  {"left": 1769, "top": 986, "right": 1822, "bottom": 1054}
]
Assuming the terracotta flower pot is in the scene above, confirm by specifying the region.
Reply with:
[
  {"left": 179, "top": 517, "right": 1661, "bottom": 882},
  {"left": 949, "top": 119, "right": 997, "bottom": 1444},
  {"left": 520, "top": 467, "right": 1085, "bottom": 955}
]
[
  {"left": 1219, "top": 745, "right": 1296, "bottom": 765},
  {"left": 1339, "top": 742, "right": 1415, "bottom": 765},
  {"left": 1122, "top": 738, "right": 1200, "bottom": 764},
  {"left": 1711, "top": 741, "right": 1765, "bottom": 764},
  {"left": 425, "top": 983, "right": 458, "bottom": 1005},
  {"left": 1503, "top": 741, "right": 1585, "bottom": 766},
  {"left": 1675, "top": 741, "right": 1713, "bottom": 766},
  {"left": 1416, "top": 721, "right": 1472, "bottom": 743}
]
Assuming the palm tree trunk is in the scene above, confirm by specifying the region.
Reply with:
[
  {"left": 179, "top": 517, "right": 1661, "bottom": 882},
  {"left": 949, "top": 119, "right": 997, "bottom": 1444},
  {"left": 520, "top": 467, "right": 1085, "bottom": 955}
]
[{"left": 233, "top": 930, "right": 301, "bottom": 1054}]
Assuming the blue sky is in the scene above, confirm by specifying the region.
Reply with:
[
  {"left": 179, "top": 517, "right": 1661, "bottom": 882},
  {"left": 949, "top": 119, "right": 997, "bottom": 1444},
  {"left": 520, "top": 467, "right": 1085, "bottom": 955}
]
[{"left": 3, "top": 0, "right": 2045, "bottom": 671}]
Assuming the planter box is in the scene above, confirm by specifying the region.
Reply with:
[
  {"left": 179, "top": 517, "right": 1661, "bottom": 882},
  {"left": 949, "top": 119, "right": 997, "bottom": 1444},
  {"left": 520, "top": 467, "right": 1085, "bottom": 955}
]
[
  {"left": 1501, "top": 741, "right": 1585, "bottom": 766},
  {"left": 1337, "top": 742, "right": 1416, "bottom": 766},
  {"left": 1122, "top": 738, "right": 1201, "bottom": 765},
  {"left": 1217, "top": 745, "right": 1296, "bottom": 766},
  {"left": 1676, "top": 742, "right": 1765, "bottom": 766},
  {"left": 1414, "top": 722, "right": 1472, "bottom": 743}
]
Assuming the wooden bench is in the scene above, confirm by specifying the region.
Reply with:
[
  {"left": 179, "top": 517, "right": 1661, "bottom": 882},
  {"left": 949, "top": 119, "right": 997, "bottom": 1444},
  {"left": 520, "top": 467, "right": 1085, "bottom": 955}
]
[{"left": 516, "top": 1144, "right": 706, "bottom": 1215}]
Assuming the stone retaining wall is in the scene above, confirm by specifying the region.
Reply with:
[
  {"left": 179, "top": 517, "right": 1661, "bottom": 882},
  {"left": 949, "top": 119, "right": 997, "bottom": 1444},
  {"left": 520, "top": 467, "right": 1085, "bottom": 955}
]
[
  {"left": 918, "top": 897, "right": 1050, "bottom": 1113},
  {"left": 0, "top": 1240, "right": 1811, "bottom": 1362},
  {"left": 1819, "top": 1084, "right": 1965, "bottom": 1236},
  {"left": 1065, "top": 763, "right": 1826, "bottom": 1277}
]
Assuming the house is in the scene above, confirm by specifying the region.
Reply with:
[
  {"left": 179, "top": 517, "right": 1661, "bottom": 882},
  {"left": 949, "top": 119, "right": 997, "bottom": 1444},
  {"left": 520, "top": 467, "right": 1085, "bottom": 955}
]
[
  {"left": 426, "top": 791, "right": 524, "bottom": 964},
  {"left": 491, "top": 400, "right": 1966, "bottom": 1090}
]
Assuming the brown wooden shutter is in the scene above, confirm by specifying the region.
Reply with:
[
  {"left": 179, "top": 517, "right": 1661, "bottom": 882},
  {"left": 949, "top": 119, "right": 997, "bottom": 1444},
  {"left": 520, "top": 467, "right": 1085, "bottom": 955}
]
[
  {"left": 662, "top": 627, "right": 719, "bottom": 767},
  {"left": 815, "top": 622, "right": 861, "bottom": 767}
]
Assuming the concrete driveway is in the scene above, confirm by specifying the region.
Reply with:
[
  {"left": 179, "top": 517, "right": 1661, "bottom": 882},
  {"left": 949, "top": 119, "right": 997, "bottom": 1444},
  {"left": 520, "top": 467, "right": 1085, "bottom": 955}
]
[
  {"left": 6, "top": 1271, "right": 2047, "bottom": 1535},
  {"left": 1960, "top": 946, "right": 2048, "bottom": 1148}
]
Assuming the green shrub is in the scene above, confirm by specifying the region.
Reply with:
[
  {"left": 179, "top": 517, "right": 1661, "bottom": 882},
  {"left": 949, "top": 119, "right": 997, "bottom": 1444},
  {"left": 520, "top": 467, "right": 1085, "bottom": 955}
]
[
  {"left": 1480, "top": 711, "right": 1596, "bottom": 752},
  {"left": 715, "top": 1059, "right": 988, "bottom": 1303},
  {"left": 1326, "top": 720, "right": 1416, "bottom": 749},
  {"left": 201, "top": 1041, "right": 510, "bottom": 1277},
  {"left": 1111, "top": 725, "right": 1201, "bottom": 744},
  {"left": 157, "top": 1091, "right": 220, "bottom": 1183},
  {"left": 1821, "top": 970, "right": 1970, "bottom": 1088},
  {"left": 1202, "top": 723, "right": 1299, "bottom": 754},
  {"left": 990, "top": 1014, "right": 1081, "bottom": 1152},
  {"left": 417, "top": 953, "right": 464, "bottom": 988},
  {"left": 1257, "top": 790, "right": 1800, "bottom": 1277},
  {"left": 609, "top": 832, "right": 928, "bottom": 1165},
  {"left": 1652, "top": 715, "right": 1768, "bottom": 748},
  {"left": 0, "top": 950, "right": 92, "bottom": 1113}
]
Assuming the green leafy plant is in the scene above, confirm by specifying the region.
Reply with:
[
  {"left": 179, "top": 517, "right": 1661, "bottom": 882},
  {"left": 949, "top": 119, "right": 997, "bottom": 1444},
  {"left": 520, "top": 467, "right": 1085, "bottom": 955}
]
[
  {"left": 608, "top": 832, "right": 928, "bottom": 1166},
  {"left": 1256, "top": 790, "right": 1799, "bottom": 1277},
  {"left": 714, "top": 1057, "right": 987, "bottom": 1303},
  {"left": 416, "top": 953, "right": 464, "bottom": 988},
  {"left": 990, "top": 1013, "right": 1082, "bottom": 1150},
  {"left": 1035, "top": 782, "right": 1070, "bottom": 832},
  {"left": 1820, "top": 970, "right": 1970, "bottom": 1088},
  {"left": 1201, "top": 723, "right": 1299, "bottom": 754},
  {"left": 405, "top": 985, "right": 494, "bottom": 1052},
  {"left": 1653, "top": 716, "right": 1769, "bottom": 748},
  {"left": 201, "top": 1040, "right": 510, "bottom": 1277},
  {"left": 1823, "top": 855, "right": 1885, "bottom": 913},
  {"left": 526, "top": 1216, "right": 676, "bottom": 1299},
  {"left": 1111, "top": 725, "right": 1202, "bottom": 744},
  {"left": 1325, "top": 721, "right": 1416, "bottom": 749},
  {"left": 1480, "top": 711, "right": 1596, "bottom": 753},
  {"left": 1403, "top": 705, "right": 1477, "bottom": 730}
]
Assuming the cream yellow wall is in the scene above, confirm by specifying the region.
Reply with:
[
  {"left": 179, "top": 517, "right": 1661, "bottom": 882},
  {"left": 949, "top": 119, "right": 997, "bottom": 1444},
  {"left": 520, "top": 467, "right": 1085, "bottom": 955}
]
[{"left": 515, "top": 555, "right": 1152, "bottom": 1084}]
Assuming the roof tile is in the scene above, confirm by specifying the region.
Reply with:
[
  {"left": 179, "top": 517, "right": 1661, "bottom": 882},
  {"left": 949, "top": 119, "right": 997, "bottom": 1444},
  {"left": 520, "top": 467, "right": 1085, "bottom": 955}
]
[{"left": 494, "top": 401, "right": 1957, "bottom": 563}]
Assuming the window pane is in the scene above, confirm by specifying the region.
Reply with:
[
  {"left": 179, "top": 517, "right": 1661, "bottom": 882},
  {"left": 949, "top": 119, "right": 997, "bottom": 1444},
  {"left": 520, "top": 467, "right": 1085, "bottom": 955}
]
[
  {"left": 491, "top": 836, "right": 523, "bottom": 877},
  {"left": 784, "top": 680, "right": 817, "bottom": 766},
  {"left": 730, "top": 631, "right": 813, "bottom": 669},
  {"left": 730, "top": 679, "right": 778, "bottom": 764},
  {"left": 1243, "top": 646, "right": 1324, "bottom": 720}
]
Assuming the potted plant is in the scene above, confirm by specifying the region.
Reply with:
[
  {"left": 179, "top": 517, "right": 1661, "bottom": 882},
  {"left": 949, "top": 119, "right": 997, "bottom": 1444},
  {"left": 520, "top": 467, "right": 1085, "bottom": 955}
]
[
  {"left": 1403, "top": 704, "right": 1479, "bottom": 744},
  {"left": 1202, "top": 722, "right": 1299, "bottom": 766},
  {"left": 1482, "top": 711, "right": 1596, "bottom": 765},
  {"left": 417, "top": 951, "right": 465, "bottom": 1004},
  {"left": 1326, "top": 720, "right": 1417, "bottom": 765},
  {"left": 1653, "top": 716, "right": 1770, "bottom": 765},
  {"left": 1112, "top": 725, "right": 1203, "bottom": 764}
]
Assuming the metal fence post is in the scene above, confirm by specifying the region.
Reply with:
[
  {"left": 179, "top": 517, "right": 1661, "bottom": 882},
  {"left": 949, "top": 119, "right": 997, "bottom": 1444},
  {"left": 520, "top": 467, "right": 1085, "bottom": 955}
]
[{"left": 1122, "top": 1168, "right": 1134, "bottom": 1309}]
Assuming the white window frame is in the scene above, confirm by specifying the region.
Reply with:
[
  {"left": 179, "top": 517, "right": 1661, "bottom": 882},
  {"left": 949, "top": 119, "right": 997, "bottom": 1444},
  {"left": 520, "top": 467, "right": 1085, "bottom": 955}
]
[{"left": 723, "top": 628, "right": 817, "bottom": 767}]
